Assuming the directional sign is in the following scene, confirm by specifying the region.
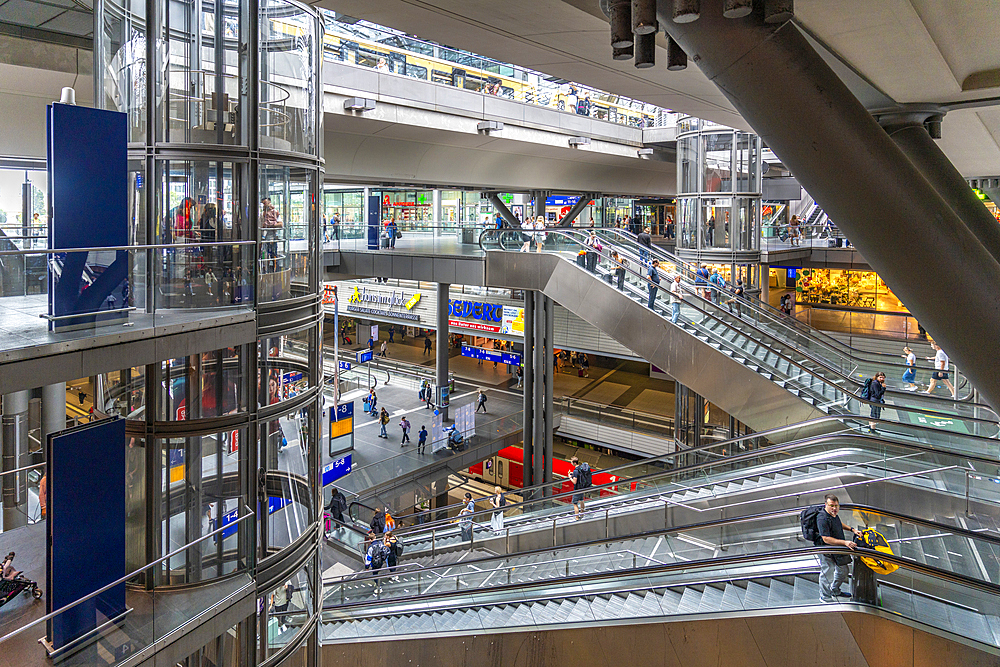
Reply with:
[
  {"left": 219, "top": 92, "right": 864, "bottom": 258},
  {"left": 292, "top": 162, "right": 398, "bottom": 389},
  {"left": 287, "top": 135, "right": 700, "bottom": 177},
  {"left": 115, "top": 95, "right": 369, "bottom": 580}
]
[
  {"left": 356, "top": 350, "right": 373, "bottom": 364},
  {"left": 339, "top": 361, "right": 352, "bottom": 371}
]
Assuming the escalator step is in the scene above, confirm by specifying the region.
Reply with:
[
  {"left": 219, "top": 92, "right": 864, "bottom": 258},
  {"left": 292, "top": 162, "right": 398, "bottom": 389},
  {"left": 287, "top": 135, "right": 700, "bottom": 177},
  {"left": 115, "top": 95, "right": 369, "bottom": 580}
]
[
  {"left": 720, "top": 583, "right": 747, "bottom": 611},
  {"left": 599, "top": 593, "right": 628, "bottom": 620},
  {"left": 676, "top": 587, "right": 704, "bottom": 615},
  {"left": 743, "top": 581, "right": 771, "bottom": 609},
  {"left": 790, "top": 577, "right": 816, "bottom": 603},
  {"left": 620, "top": 591, "right": 648, "bottom": 618},
  {"left": 766, "top": 579, "right": 795, "bottom": 607},
  {"left": 658, "top": 589, "right": 683, "bottom": 614},
  {"left": 698, "top": 585, "right": 726, "bottom": 613},
  {"left": 565, "top": 598, "right": 595, "bottom": 623},
  {"left": 507, "top": 603, "right": 536, "bottom": 628}
]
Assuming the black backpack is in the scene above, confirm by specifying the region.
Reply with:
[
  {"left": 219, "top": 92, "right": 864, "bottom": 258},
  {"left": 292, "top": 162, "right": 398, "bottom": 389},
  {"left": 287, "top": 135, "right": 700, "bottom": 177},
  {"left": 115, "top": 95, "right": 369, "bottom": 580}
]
[
  {"left": 369, "top": 543, "right": 385, "bottom": 569},
  {"left": 800, "top": 505, "right": 824, "bottom": 545},
  {"left": 576, "top": 463, "right": 593, "bottom": 488}
]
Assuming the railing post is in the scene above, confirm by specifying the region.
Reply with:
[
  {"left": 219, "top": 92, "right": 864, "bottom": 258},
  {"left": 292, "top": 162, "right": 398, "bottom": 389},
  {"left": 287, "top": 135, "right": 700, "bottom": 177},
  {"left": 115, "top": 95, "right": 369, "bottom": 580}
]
[
  {"left": 431, "top": 528, "right": 436, "bottom": 556},
  {"left": 552, "top": 518, "right": 557, "bottom": 548},
  {"left": 605, "top": 509, "right": 610, "bottom": 540},
  {"left": 505, "top": 527, "right": 510, "bottom": 554},
  {"left": 965, "top": 472, "right": 971, "bottom": 515}
]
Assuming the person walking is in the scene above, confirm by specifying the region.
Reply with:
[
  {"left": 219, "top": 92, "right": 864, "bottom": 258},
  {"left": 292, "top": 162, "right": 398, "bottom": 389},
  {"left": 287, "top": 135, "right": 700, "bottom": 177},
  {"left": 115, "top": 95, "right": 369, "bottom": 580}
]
[
  {"left": 789, "top": 214, "right": 801, "bottom": 247},
  {"left": 520, "top": 217, "right": 534, "bottom": 252},
  {"left": 515, "top": 365, "right": 523, "bottom": 389},
  {"left": 417, "top": 424, "right": 428, "bottom": 454},
  {"left": 669, "top": 274, "right": 683, "bottom": 324},
  {"left": 400, "top": 416, "right": 411, "bottom": 446},
  {"left": 388, "top": 325, "right": 395, "bottom": 343},
  {"left": 695, "top": 263, "right": 711, "bottom": 300},
  {"left": 569, "top": 456, "right": 592, "bottom": 519},
  {"left": 386, "top": 217, "right": 399, "bottom": 249},
  {"left": 816, "top": 494, "right": 862, "bottom": 603},
  {"left": 708, "top": 269, "right": 726, "bottom": 306},
  {"left": 367, "top": 335, "right": 375, "bottom": 352},
  {"left": 534, "top": 216, "right": 547, "bottom": 252},
  {"left": 924, "top": 341, "right": 955, "bottom": 395},
  {"left": 646, "top": 259, "right": 661, "bottom": 309},
  {"left": 424, "top": 335, "right": 433, "bottom": 355},
  {"left": 378, "top": 408, "right": 390, "bottom": 439},
  {"left": 327, "top": 487, "right": 347, "bottom": 527},
  {"left": 332, "top": 212, "right": 341, "bottom": 241},
  {"left": 379, "top": 340, "right": 388, "bottom": 358},
  {"left": 637, "top": 226, "right": 652, "bottom": 266},
  {"left": 861, "top": 372, "right": 886, "bottom": 432},
  {"left": 476, "top": 389, "right": 488, "bottom": 413},
  {"left": 386, "top": 531, "right": 401, "bottom": 577},
  {"left": 367, "top": 389, "right": 378, "bottom": 417},
  {"left": 458, "top": 492, "right": 475, "bottom": 542},
  {"left": 901, "top": 346, "right": 918, "bottom": 390},
  {"left": 489, "top": 486, "right": 506, "bottom": 534}
]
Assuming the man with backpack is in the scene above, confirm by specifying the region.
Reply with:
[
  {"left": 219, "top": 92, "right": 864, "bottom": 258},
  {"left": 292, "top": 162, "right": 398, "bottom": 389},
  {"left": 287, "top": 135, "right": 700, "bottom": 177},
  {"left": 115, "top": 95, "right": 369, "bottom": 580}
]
[
  {"left": 365, "top": 534, "right": 392, "bottom": 594},
  {"left": 370, "top": 506, "right": 386, "bottom": 535},
  {"left": 569, "top": 456, "right": 592, "bottom": 519},
  {"left": 417, "top": 425, "right": 428, "bottom": 455},
  {"left": 400, "top": 416, "right": 411, "bottom": 446},
  {"left": 326, "top": 487, "right": 348, "bottom": 530},
  {"left": 476, "top": 389, "right": 488, "bottom": 414},
  {"left": 801, "top": 494, "right": 863, "bottom": 603}
]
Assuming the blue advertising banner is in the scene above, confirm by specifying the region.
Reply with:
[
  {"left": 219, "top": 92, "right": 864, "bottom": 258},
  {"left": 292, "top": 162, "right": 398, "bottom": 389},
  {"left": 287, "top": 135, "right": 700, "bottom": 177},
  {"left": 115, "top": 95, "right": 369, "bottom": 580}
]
[
  {"left": 46, "top": 417, "right": 127, "bottom": 652},
  {"left": 46, "top": 104, "right": 128, "bottom": 332},
  {"left": 322, "top": 453, "right": 352, "bottom": 486},
  {"left": 462, "top": 344, "right": 521, "bottom": 366}
]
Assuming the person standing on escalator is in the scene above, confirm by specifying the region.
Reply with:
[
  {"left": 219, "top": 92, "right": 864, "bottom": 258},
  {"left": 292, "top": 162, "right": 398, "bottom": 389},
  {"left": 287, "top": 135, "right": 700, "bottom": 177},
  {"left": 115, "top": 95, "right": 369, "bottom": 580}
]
[
  {"left": 646, "top": 260, "right": 661, "bottom": 310},
  {"left": 861, "top": 372, "right": 886, "bottom": 432},
  {"left": 637, "top": 226, "right": 652, "bottom": 266}
]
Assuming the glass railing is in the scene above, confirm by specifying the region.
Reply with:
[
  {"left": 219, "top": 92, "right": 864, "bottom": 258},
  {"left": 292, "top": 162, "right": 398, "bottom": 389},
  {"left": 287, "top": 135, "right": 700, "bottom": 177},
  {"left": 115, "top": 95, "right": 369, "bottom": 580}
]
[
  {"left": 596, "top": 227, "right": 974, "bottom": 398},
  {"left": 320, "top": 16, "right": 676, "bottom": 130},
  {"left": 0, "top": 241, "right": 256, "bottom": 356},
  {"left": 0, "top": 462, "right": 46, "bottom": 533},
  {"left": 321, "top": 543, "right": 1000, "bottom": 649},
  {"left": 324, "top": 222, "right": 495, "bottom": 254},
  {"left": 0, "top": 508, "right": 254, "bottom": 665},
  {"left": 481, "top": 229, "right": 996, "bottom": 427}
]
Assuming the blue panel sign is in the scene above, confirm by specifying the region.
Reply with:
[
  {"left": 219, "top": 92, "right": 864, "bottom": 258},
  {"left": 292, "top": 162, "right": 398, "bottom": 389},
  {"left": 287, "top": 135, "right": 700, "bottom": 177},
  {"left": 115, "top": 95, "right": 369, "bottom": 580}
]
[
  {"left": 268, "top": 496, "right": 289, "bottom": 515},
  {"left": 330, "top": 401, "right": 354, "bottom": 457},
  {"left": 334, "top": 402, "right": 354, "bottom": 419},
  {"left": 322, "top": 453, "right": 352, "bottom": 486},
  {"left": 356, "top": 350, "right": 373, "bottom": 364},
  {"left": 220, "top": 508, "right": 240, "bottom": 539},
  {"left": 47, "top": 417, "right": 127, "bottom": 651},
  {"left": 461, "top": 345, "right": 521, "bottom": 366},
  {"left": 367, "top": 195, "right": 381, "bottom": 250},
  {"left": 339, "top": 361, "right": 352, "bottom": 371},
  {"left": 47, "top": 104, "right": 129, "bottom": 332}
]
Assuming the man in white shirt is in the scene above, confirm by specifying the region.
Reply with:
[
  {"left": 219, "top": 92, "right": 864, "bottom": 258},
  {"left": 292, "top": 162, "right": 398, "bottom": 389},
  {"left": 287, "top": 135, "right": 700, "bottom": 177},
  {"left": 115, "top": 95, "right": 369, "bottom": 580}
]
[
  {"left": 924, "top": 341, "right": 955, "bottom": 395},
  {"left": 669, "top": 274, "right": 683, "bottom": 324}
]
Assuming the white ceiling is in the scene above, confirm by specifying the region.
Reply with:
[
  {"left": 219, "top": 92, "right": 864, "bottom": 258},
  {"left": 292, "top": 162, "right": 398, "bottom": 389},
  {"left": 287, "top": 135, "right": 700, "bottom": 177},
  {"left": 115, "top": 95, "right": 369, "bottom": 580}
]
[{"left": 310, "top": 0, "right": 1000, "bottom": 176}]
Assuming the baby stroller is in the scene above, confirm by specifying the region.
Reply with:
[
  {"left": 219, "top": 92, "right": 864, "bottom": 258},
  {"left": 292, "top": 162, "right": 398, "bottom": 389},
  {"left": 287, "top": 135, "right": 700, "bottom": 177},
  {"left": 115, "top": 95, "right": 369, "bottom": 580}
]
[{"left": 0, "top": 553, "right": 42, "bottom": 608}]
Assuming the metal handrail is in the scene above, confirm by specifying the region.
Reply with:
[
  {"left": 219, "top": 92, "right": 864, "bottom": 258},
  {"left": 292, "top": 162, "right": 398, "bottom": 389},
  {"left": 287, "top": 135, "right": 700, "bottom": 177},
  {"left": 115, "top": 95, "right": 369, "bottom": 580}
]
[
  {"left": 0, "top": 506, "right": 255, "bottom": 647},
  {"left": 485, "top": 229, "right": 994, "bottom": 422}
]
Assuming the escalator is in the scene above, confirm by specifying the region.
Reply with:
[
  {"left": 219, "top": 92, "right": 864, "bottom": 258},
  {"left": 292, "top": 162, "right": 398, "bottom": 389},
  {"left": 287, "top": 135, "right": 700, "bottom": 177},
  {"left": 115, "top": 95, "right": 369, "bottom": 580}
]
[
  {"left": 333, "top": 415, "right": 1000, "bottom": 564},
  {"left": 481, "top": 229, "right": 998, "bottom": 435},
  {"left": 321, "top": 507, "right": 1000, "bottom": 656},
  {"left": 595, "top": 227, "right": 975, "bottom": 401}
]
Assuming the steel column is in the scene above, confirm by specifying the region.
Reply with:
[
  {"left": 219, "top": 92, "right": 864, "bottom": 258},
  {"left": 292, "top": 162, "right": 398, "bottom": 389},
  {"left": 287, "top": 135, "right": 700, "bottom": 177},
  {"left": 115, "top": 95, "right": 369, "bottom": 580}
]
[
  {"left": 522, "top": 291, "right": 534, "bottom": 491},
  {"left": 532, "top": 292, "right": 545, "bottom": 494},
  {"left": 486, "top": 193, "right": 520, "bottom": 229},
  {"left": 436, "top": 283, "right": 451, "bottom": 421},
  {"left": 543, "top": 295, "right": 554, "bottom": 493},
  {"left": 659, "top": 0, "right": 1000, "bottom": 410},
  {"left": 41, "top": 383, "right": 66, "bottom": 445},
  {"left": 554, "top": 195, "right": 595, "bottom": 227},
  {"left": 2, "top": 390, "right": 30, "bottom": 530}
]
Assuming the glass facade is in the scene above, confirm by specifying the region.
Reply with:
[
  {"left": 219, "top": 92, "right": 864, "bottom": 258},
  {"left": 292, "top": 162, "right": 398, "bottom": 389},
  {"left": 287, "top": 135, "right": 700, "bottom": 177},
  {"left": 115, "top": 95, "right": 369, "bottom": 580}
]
[{"left": 96, "top": 0, "right": 324, "bottom": 663}]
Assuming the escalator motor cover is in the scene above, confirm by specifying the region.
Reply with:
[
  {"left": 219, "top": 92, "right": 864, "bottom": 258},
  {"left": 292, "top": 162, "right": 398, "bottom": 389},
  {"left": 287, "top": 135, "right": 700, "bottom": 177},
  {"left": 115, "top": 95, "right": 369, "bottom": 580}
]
[{"left": 857, "top": 528, "right": 898, "bottom": 574}]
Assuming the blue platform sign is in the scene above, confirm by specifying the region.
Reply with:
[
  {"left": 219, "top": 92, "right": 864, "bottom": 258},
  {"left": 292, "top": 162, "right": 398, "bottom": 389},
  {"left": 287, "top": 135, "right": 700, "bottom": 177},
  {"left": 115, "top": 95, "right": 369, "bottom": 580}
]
[
  {"left": 322, "top": 453, "right": 352, "bottom": 486},
  {"left": 462, "top": 344, "right": 521, "bottom": 366},
  {"left": 220, "top": 508, "right": 240, "bottom": 539},
  {"left": 329, "top": 401, "right": 354, "bottom": 456},
  {"left": 356, "top": 350, "right": 373, "bottom": 364},
  {"left": 339, "top": 361, "right": 352, "bottom": 371}
]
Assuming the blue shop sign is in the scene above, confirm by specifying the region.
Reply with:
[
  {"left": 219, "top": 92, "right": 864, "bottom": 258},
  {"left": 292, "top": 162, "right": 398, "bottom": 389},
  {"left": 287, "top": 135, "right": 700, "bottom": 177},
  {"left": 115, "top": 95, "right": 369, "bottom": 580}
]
[
  {"left": 462, "top": 345, "right": 521, "bottom": 366},
  {"left": 449, "top": 299, "right": 503, "bottom": 323}
]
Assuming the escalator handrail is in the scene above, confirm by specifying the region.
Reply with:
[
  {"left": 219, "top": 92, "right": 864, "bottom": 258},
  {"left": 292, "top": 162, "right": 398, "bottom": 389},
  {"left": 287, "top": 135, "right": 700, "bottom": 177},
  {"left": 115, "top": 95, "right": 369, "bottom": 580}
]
[
  {"left": 481, "top": 229, "right": 996, "bottom": 423},
  {"left": 324, "top": 507, "right": 1000, "bottom": 612},
  {"left": 558, "top": 228, "right": 980, "bottom": 406},
  {"left": 373, "top": 425, "right": 997, "bottom": 542},
  {"left": 325, "top": 501, "right": 1000, "bottom": 591},
  {"left": 367, "top": 407, "right": 1000, "bottom": 534}
]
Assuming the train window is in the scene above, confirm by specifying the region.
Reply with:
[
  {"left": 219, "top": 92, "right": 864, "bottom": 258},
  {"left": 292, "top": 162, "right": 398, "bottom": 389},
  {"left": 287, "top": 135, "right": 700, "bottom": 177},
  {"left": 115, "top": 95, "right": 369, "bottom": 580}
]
[{"left": 404, "top": 63, "right": 428, "bottom": 80}]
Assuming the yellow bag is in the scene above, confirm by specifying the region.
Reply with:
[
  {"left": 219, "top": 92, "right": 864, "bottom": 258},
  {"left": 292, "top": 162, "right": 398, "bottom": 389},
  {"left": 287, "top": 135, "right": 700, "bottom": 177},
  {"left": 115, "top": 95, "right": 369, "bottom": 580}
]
[{"left": 858, "top": 528, "right": 898, "bottom": 574}]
